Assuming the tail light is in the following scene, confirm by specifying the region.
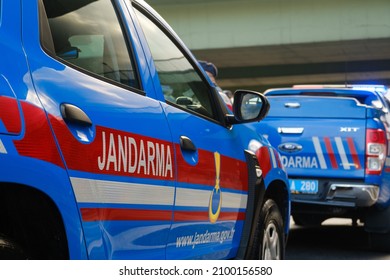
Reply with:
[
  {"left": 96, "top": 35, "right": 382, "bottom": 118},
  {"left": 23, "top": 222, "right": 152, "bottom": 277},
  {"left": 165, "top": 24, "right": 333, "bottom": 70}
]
[{"left": 366, "top": 129, "right": 387, "bottom": 175}]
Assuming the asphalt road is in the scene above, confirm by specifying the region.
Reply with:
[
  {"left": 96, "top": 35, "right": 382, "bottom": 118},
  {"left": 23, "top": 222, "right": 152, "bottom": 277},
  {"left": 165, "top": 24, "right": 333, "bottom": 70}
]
[{"left": 285, "top": 218, "right": 390, "bottom": 260}]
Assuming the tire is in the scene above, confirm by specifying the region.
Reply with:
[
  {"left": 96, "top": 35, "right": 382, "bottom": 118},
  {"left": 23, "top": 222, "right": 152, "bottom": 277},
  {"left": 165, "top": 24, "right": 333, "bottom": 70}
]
[
  {"left": 258, "top": 199, "right": 285, "bottom": 260},
  {"left": 368, "top": 232, "right": 390, "bottom": 253},
  {"left": 0, "top": 236, "right": 27, "bottom": 260}
]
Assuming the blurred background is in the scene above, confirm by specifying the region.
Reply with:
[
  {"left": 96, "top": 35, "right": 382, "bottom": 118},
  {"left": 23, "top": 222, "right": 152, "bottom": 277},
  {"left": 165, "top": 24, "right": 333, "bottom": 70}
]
[{"left": 146, "top": 0, "right": 390, "bottom": 92}]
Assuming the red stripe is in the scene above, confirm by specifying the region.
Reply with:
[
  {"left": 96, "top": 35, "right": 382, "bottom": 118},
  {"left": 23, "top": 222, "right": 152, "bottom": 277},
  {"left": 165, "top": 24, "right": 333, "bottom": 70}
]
[
  {"left": 324, "top": 137, "right": 338, "bottom": 169},
  {"left": 176, "top": 144, "right": 248, "bottom": 191},
  {"left": 14, "top": 102, "right": 64, "bottom": 167},
  {"left": 49, "top": 118, "right": 175, "bottom": 181},
  {"left": 174, "top": 211, "right": 245, "bottom": 222},
  {"left": 0, "top": 96, "right": 22, "bottom": 134},
  {"left": 81, "top": 208, "right": 172, "bottom": 222},
  {"left": 347, "top": 137, "right": 361, "bottom": 169},
  {"left": 81, "top": 208, "right": 245, "bottom": 222},
  {"left": 256, "top": 146, "right": 271, "bottom": 176}
]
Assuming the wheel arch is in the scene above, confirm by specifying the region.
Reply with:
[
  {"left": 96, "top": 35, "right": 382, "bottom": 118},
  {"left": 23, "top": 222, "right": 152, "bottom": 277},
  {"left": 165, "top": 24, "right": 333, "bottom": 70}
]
[
  {"left": 264, "top": 178, "right": 290, "bottom": 233},
  {"left": 0, "top": 182, "right": 69, "bottom": 259}
]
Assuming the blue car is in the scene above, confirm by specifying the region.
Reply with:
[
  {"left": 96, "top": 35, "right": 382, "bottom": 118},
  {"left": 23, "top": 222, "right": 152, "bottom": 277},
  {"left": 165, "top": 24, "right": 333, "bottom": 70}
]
[
  {"left": 256, "top": 84, "right": 390, "bottom": 252},
  {"left": 0, "top": 0, "right": 290, "bottom": 259}
]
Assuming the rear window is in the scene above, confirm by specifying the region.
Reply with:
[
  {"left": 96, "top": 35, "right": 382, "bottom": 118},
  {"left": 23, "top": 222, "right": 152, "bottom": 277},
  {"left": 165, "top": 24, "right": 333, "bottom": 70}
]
[{"left": 41, "top": 0, "right": 140, "bottom": 90}]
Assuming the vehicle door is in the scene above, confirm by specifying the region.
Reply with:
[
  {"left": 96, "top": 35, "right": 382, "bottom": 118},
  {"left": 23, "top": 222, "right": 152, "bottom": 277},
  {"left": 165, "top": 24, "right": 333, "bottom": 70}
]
[
  {"left": 133, "top": 4, "right": 251, "bottom": 259},
  {"left": 23, "top": 0, "right": 175, "bottom": 259}
]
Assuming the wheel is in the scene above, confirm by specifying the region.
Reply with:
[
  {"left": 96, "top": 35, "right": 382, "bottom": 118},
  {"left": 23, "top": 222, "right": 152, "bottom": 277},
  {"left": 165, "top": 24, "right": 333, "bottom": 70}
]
[
  {"left": 258, "top": 199, "right": 285, "bottom": 260},
  {"left": 292, "top": 213, "right": 325, "bottom": 227},
  {"left": 368, "top": 232, "right": 390, "bottom": 253},
  {"left": 0, "top": 236, "right": 27, "bottom": 260}
]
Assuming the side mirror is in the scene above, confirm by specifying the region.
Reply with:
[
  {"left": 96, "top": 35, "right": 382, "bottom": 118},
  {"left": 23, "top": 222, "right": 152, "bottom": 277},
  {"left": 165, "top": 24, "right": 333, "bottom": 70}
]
[{"left": 226, "top": 90, "right": 270, "bottom": 125}]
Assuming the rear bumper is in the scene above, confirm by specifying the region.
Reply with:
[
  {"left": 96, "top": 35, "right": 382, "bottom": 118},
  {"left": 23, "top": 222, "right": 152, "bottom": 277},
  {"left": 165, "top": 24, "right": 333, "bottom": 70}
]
[
  {"left": 292, "top": 181, "right": 379, "bottom": 208},
  {"left": 326, "top": 183, "right": 379, "bottom": 207}
]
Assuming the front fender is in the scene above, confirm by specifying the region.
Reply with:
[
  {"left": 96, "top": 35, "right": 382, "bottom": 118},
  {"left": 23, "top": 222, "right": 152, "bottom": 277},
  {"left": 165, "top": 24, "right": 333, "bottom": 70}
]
[
  {"left": 255, "top": 145, "right": 291, "bottom": 235},
  {"left": 255, "top": 145, "right": 289, "bottom": 188}
]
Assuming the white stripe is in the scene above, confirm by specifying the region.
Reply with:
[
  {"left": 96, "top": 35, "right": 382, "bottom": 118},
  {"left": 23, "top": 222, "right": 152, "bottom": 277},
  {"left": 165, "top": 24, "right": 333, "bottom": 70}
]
[
  {"left": 0, "top": 139, "right": 7, "bottom": 154},
  {"left": 335, "top": 137, "right": 351, "bottom": 170},
  {"left": 175, "top": 187, "right": 247, "bottom": 209},
  {"left": 312, "top": 137, "right": 327, "bottom": 169},
  {"left": 70, "top": 177, "right": 175, "bottom": 205},
  {"left": 269, "top": 147, "right": 278, "bottom": 168}
]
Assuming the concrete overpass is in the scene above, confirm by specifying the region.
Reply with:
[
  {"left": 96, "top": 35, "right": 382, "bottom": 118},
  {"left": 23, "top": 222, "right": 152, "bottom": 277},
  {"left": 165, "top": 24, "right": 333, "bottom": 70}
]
[{"left": 145, "top": 0, "right": 390, "bottom": 92}]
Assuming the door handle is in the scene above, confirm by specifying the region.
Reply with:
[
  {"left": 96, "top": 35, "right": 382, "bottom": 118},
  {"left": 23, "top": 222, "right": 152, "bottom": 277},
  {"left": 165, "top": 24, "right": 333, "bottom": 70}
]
[
  {"left": 60, "top": 103, "right": 92, "bottom": 126},
  {"left": 180, "top": 136, "right": 196, "bottom": 152}
]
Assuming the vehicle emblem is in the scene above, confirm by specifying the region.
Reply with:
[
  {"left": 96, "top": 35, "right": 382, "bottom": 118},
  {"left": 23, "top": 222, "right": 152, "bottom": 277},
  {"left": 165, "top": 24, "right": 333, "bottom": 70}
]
[
  {"left": 209, "top": 152, "right": 222, "bottom": 223},
  {"left": 278, "top": 143, "right": 303, "bottom": 153},
  {"left": 340, "top": 127, "right": 359, "bottom": 132},
  {"left": 284, "top": 102, "right": 300, "bottom": 108}
]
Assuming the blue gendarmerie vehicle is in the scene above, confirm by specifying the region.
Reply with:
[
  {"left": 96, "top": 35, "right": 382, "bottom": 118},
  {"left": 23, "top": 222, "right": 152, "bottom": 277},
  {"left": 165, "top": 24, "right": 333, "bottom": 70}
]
[
  {"left": 0, "top": 0, "right": 290, "bottom": 259},
  {"left": 256, "top": 84, "right": 390, "bottom": 252}
]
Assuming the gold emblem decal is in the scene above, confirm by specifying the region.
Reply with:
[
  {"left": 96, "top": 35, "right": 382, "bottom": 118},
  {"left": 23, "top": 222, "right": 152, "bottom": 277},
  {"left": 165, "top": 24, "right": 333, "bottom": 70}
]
[{"left": 209, "top": 152, "right": 222, "bottom": 223}]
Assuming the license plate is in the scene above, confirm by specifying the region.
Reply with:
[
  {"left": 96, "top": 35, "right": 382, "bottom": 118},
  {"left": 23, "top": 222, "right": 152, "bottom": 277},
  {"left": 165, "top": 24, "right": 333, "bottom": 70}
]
[{"left": 289, "top": 179, "right": 318, "bottom": 194}]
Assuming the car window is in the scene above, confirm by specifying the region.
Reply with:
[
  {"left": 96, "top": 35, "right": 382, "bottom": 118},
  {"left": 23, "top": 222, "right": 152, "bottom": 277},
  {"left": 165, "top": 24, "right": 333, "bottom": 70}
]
[
  {"left": 134, "top": 8, "right": 216, "bottom": 120},
  {"left": 41, "top": 0, "right": 140, "bottom": 89}
]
